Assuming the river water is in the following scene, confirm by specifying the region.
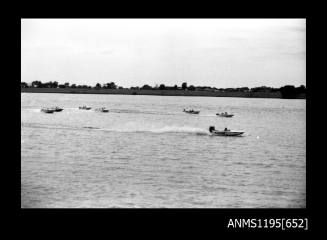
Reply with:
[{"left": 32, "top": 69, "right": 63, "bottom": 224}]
[{"left": 21, "top": 93, "right": 306, "bottom": 208}]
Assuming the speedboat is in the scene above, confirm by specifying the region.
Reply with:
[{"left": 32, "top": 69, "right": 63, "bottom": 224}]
[
  {"left": 216, "top": 112, "right": 233, "bottom": 117},
  {"left": 183, "top": 109, "right": 200, "bottom": 114},
  {"left": 209, "top": 126, "right": 244, "bottom": 136},
  {"left": 52, "top": 106, "right": 63, "bottom": 112},
  {"left": 79, "top": 106, "right": 92, "bottom": 110},
  {"left": 95, "top": 107, "right": 109, "bottom": 112},
  {"left": 41, "top": 108, "right": 55, "bottom": 114}
]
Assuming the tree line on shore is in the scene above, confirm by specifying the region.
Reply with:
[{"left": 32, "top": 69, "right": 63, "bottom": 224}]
[{"left": 21, "top": 81, "right": 306, "bottom": 98}]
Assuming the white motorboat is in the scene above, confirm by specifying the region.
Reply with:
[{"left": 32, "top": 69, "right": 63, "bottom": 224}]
[
  {"left": 79, "top": 106, "right": 92, "bottom": 110},
  {"left": 95, "top": 107, "right": 109, "bottom": 112},
  {"left": 52, "top": 106, "right": 63, "bottom": 112},
  {"left": 209, "top": 126, "right": 244, "bottom": 136},
  {"left": 41, "top": 108, "right": 55, "bottom": 113},
  {"left": 183, "top": 109, "right": 200, "bottom": 114},
  {"left": 216, "top": 112, "right": 233, "bottom": 118}
]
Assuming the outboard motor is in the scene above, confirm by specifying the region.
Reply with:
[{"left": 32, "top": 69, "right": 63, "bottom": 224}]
[{"left": 209, "top": 126, "right": 215, "bottom": 132}]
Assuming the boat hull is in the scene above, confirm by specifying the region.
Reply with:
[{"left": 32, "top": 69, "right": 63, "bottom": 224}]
[
  {"left": 41, "top": 109, "right": 55, "bottom": 113},
  {"left": 184, "top": 111, "right": 200, "bottom": 114},
  {"left": 95, "top": 108, "right": 109, "bottom": 112},
  {"left": 216, "top": 114, "right": 233, "bottom": 117},
  {"left": 211, "top": 131, "right": 244, "bottom": 136}
]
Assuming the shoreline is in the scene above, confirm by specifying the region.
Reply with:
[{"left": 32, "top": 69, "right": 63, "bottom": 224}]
[{"left": 21, "top": 88, "right": 306, "bottom": 99}]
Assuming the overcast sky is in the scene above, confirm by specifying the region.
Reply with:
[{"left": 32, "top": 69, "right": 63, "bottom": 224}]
[{"left": 21, "top": 19, "right": 306, "bottom": 88}]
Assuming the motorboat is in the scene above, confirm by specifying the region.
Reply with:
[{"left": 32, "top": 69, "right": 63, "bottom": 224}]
[
  {"left": 183, "top": 109, "right": 200, "bottom": 114},
  {"left": 79, "top": 106, "right": 92, "bottom": 110},
  {"left": 216, "top": 112, "right": 233, "bottom": 117},
  {"left": 52, "top": 106, "right": 63, "bottom": 112},
  {"left": 209, "top": 126, "right": 244, "bottom": 136},
  {"left": 41, "top": 108, "right": 55, "bottom": 114},
  {"left": 95, "top": 107, "right": 109, "bottom": 113}
]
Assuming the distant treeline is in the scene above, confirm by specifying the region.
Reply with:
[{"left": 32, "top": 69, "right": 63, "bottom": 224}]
[{"left": 21, "top": 81, "right": 306, "bottom": 99}]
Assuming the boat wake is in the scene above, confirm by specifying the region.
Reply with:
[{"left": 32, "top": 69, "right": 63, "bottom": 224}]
[
  {"left": 199, "top": 114, "right": 218, "bottom": 117},
  {"left": 99, "top": 125, "right": 209, "bottom": 135},
  {"left": 109, "top": 109, "right": 176, "bottom": 116},
  {"left": 144, "top": 126, "right": 208, "bottom": 135},
  {"left": 26, "top": 108, "right": 43, "bottom": 113},
  {"left": 22, "top": 122, "right": 209, "bottom": 136},
  {"left": 146, "top": 126, "right": 209, "bottom": 135}
]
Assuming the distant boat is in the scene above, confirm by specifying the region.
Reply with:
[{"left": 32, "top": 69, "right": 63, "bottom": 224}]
[
  {"left": 52, "top": 106, "right": 63, "bottom": 112},
  {"left": 183, "top": 109, "right": 200, "bottom": 114},
  {"left": 79, "top": 106, "right": 92, "bottom": 110},
  {"left": 95, "top": 107, "right": 109, "bottom": 113},
  {"left": 216, "top": 112, "right": 233, "bottom": 118},
  {"left": 209, "top": 126, "right": 244, "bottom": 136},
  {"left": 41, "top": 108, "right": 55, "bottom": 114}
]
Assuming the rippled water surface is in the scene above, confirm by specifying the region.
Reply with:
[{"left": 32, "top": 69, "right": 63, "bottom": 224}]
[{"left": 21, "top": 93, "right": 306, "bottom": 208}]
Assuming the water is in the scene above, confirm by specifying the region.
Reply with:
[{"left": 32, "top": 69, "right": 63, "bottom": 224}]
[{"left": 21, "top": 93, "right": 306, "bottom": 208}]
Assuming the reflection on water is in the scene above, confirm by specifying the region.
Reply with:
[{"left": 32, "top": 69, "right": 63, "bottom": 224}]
[{"left": 21, "top": 93, "right": 306, "bottom": 208}]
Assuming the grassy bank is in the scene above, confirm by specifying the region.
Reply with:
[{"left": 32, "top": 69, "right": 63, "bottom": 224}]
[{"left": 20, "top": 87, "right": 306, "bottom": 99}]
